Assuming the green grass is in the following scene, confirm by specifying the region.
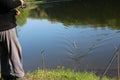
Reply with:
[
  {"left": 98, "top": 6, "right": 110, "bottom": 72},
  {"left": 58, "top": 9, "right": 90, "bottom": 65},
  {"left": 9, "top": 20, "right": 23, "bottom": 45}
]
[{"left": 25, "top": 69, "right": 116, "bottom": 80}]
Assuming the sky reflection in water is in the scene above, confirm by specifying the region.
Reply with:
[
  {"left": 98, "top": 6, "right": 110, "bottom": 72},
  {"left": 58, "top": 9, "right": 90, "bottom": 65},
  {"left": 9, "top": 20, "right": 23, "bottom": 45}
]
[{"left": 18, "top": 18, "right": 120, "bottom": 76}]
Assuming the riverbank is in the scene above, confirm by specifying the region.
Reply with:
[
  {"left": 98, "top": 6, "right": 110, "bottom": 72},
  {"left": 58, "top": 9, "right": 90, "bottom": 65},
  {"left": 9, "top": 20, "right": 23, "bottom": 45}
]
[
  {"left": 0, "top": 69, "right": 116, "bottom": 80},
  {"left": 25, "top": 69, "right": 115, "bottom": 80}
]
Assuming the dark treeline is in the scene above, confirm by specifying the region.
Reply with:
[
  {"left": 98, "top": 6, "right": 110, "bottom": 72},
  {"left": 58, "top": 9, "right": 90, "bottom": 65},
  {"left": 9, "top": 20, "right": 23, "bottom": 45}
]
[{"left": 18, "top": 0, "right": 120, "bottom": 29}]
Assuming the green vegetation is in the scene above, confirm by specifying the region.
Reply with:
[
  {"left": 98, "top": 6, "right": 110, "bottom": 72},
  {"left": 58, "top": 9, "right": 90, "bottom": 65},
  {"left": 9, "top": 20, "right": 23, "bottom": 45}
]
[
  {"left": 25, "top": 69, "right": 115, "bottom": 80},
  {"left": 17, "top": 0, "right": 120, "bottom": 30},
  {"left": 37, "top": 1, "right": 120, "bottom": 29}
]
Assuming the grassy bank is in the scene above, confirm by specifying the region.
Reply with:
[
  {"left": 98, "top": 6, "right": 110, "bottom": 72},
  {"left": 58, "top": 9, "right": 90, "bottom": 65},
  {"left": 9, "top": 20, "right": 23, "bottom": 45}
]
[{"left": 25, "top": 69, "right": 115, "bottom": 80}]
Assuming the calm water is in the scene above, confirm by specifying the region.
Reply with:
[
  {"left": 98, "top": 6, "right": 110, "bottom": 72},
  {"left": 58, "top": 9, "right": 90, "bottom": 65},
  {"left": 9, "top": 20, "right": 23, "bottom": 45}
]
[{"left": 17, "top": 1, "right": 120, "bottom": 77}]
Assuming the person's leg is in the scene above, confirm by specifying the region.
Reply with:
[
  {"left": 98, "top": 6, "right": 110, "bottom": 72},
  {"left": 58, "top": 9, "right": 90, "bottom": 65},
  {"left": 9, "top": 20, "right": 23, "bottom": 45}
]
[
  {"left": 0, "top": 30, "right": 13, "bottom": 80},
  {"left": 8, "top": 28, "right": 24, "bottom": 78},
  {"left": 0, "top": 30, "right": 12, "bottom": 76},
  {"left": 0, "top": 28, "right": 24, "bottom": 78}
]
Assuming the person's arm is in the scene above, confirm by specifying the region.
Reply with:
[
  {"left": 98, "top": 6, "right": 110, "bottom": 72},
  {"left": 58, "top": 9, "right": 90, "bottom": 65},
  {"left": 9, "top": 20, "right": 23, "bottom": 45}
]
[
  {"left": 0, "top": 0, "right": 24, "bottom": 10},
  {"left": 7, "top": 0, "right": 21, "bottom": 9}
]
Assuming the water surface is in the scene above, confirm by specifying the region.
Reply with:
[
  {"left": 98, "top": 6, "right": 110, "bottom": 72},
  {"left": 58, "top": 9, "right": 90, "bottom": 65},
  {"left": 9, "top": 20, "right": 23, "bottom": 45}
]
[{"left": 17, "top": 1, "right": 120, "bottom": 77}]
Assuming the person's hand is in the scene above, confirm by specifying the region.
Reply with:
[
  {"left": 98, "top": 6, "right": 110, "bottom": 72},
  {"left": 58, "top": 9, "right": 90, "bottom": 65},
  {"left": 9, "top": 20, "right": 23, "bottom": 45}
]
[
  {"left": 20, "top": 0, "right": 24, "bottom": 5},
  {"left": 15, "top": 9, "right": 21, "bottom": 15}
]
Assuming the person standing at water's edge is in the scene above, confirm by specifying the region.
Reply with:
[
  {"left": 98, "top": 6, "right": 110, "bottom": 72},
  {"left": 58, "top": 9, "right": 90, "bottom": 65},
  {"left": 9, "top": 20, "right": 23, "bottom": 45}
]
[{"left": 0, "top": 0, "right": 25, "bottom": 80}]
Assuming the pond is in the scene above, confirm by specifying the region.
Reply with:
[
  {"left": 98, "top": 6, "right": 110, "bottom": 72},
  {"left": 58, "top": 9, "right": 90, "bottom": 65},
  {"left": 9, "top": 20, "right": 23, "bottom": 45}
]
[{"left": 17, "top": 0, "right": 120, "bottom": 77}]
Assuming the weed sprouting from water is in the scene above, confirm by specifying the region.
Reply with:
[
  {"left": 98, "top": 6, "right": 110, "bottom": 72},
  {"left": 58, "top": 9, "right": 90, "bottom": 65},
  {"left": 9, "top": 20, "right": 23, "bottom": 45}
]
[
  {"left": 40, "top": 49, "right": 46, "bottom": 70},
  {"left": 66, "top": 40, "right": 105, "bottom": 72}
]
